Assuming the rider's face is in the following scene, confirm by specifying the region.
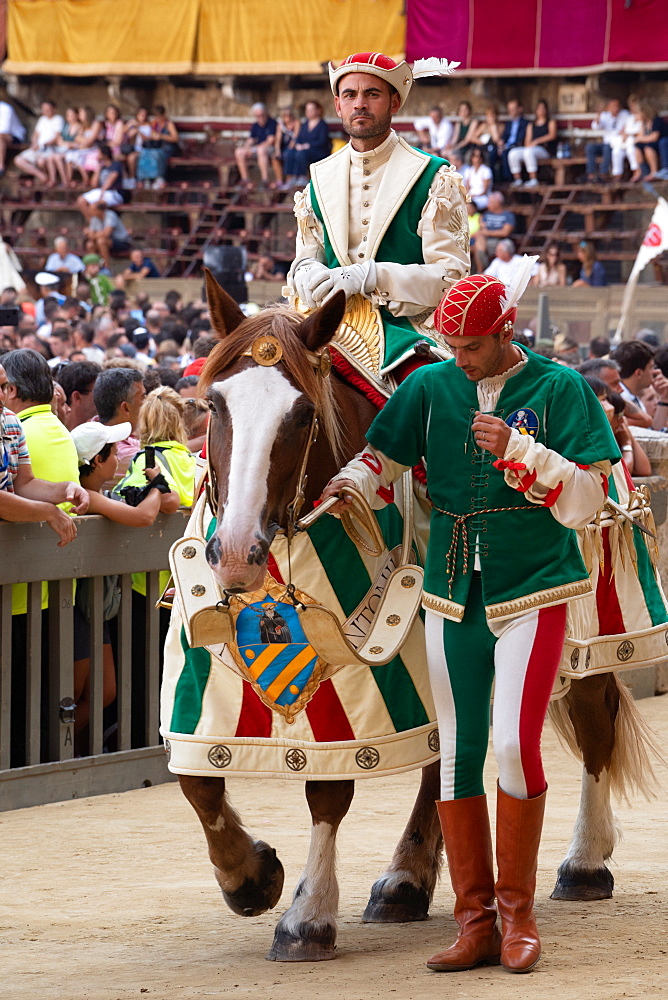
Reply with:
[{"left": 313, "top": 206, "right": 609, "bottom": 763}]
[{"left": 334, "top": 73, "right": 400, "bottom": 142}]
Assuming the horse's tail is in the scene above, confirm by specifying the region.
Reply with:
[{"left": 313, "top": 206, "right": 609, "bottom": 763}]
[{"left": 548, "top": 674, "right": 664, "bottom": 801}]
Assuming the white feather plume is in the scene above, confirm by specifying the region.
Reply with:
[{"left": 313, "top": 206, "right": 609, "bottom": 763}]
[
  {"left": 412, "top": 58, "right": 460, "bottom": 79},
  {"left": 501, "top": 254, "right": 539, "bottom": 311}
]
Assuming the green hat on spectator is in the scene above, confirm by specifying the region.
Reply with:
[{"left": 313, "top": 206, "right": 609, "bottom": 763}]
[{"left": 82, "top": 253, "right": 102, "bottom": 265}]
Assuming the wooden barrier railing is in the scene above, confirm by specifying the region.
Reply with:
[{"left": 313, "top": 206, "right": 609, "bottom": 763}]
[{"left": 0, "top": 511, "right": 189, "bottom": 811}]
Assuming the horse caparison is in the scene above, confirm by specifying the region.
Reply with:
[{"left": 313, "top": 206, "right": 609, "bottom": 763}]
[{"left": 175, "top": 270, "right": 660, "bottom": 962}]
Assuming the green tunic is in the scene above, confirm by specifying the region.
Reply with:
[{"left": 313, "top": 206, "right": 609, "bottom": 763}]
[
  {"left": 366, "top": 349, "right": 621, "bottom": 621},
  {"left": 309, "top": 152, "right": 448, "bottom": 372}
]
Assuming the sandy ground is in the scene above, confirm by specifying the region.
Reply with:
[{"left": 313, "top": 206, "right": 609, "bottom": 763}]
[{"left": 3, "top": 696, "right": 668, "bottom": 1000}]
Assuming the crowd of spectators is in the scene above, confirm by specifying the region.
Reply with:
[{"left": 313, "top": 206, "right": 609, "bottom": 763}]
[
  {"left": 413, "top": 93, "right": 668, "bottom": 282},
  {"left": 9, "top": 100, "right": 180, "bottom": 192},
  {"left": 0, "top": 279, "right": 222, "bottom": 759},
  {"left": 234, "top": 100, "right": 332, "bottom": 191},
  {"left": 509, "top": 327, "right": 668, "bottom": 477}
]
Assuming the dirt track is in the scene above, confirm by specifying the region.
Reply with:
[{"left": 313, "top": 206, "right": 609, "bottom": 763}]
[{"left": 3, "top": 695, "right": 668, "bottom": 1000}]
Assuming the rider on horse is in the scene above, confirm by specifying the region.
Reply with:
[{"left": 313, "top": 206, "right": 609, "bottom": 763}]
[
  {"left": 319, "top": 272, "right": 621, "bottom": 973},
  {"left": 285, "top": 52, "right": 470, "bottom": 381}
]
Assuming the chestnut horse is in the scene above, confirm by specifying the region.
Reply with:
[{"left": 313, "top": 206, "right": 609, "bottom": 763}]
[{"left": 174, "top": 272, "right": 658, "bottom": 962}]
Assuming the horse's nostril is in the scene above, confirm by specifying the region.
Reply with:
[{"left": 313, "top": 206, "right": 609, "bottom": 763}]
[
  {"left": 248, "top": 537, "right": 270, "bottom": 566},
  {"left": 206, "top": 535, "right": 222, "bottom": 567}
]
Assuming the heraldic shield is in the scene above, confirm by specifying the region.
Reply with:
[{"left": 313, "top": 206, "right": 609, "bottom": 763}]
[{"left": 227, "top": 576, "right": 328, "bottom": 723}]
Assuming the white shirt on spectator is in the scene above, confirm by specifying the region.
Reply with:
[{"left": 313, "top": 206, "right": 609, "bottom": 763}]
[
  {"left": 33, "top": 114, "right": 65, "bottom": 149},
  {"left": 591, "top": 109, "right": 630, "bottom": 145},
  {"left": 485, "top": 254, "right": 539, "bottom": 284},
  {"left": 465, "top": 163, "right": 493, "bottom": 199},
  {"left": 45, "top": 251, "right": 85, "bottom": 274},
  {"left": 620, "top": 382, "right": 647, "bottom": 413},
  {"left": 0, "top": 102, "right": 26, "bottom": 141},
  {"left": 414, "top": 115, "right": 454, "bottom": 152}
]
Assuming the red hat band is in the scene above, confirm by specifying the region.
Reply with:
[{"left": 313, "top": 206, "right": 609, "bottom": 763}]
[
  {"left": 435, "top": 275, "right": 516, "bottom": 338},
  {"left": 340, "top": 52, "right": 399, "bottom": 71},
  {"left": 329, "top": 53, "right": 413, "bottom": 109}
]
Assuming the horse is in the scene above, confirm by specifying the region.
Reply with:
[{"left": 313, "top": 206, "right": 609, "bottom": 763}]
[{"left": 168, "top": 270, "right": 659, "bottom": 962}]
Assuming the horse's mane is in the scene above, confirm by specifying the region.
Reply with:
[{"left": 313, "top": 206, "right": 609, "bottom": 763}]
[{"left": 199, "top": 304, "right": 345, "bottom": 462}]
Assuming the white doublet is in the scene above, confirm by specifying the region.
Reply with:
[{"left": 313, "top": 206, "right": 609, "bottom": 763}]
[{"left": 347, "top": 132, "right": 398, "bottom": 263}]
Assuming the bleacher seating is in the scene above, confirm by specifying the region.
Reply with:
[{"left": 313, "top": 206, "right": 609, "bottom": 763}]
[{"left": 1, "top": 116, "right": 666, "bottom": 282}]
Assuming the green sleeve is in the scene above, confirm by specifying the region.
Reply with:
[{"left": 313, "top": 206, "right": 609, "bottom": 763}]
[
  {"left": 545, "top": 368, "right": 621, "bottom": 466},
  {"left": 366, "top": 368, "right": 429, "bottom": 467}
]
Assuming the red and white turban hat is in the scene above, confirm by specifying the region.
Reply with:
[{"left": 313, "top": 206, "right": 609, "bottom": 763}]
[
  {"left": 329, "top": 53, "right": 413, "bottom": 108},
  {"left": 434, "top": 257, "right": 538, "bottom": 338}
]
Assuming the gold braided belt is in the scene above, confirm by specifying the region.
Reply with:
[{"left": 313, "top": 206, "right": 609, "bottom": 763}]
[{"left": 431, "top": 503, "right": 539, "bottom": 599}]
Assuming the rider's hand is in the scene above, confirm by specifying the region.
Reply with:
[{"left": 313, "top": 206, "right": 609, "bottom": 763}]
[
  {"left": 45, "top": 505, "right": 78, "bottom": 548},
  {"left": 293, "top": 260, "right": 332, "bottom": 309},
  {"left": 317, "top": 477, "right": 356, "bottom": 515},
  {"left": 310, "top": 262, "right": 377, "bottom": 305}
]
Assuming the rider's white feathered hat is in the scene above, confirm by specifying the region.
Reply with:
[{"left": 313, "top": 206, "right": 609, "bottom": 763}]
[
  {"left": 329, "top": 53, "right": 413, "bottom": 108},
  {"left": 329, "top": 52, "right": 461, "bottom": 110}
]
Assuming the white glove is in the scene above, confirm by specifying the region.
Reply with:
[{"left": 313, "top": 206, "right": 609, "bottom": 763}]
[
  {"left": 292, "top": 259, "right": 332, "bottom": 309},
  {"left": 311, "top": 261, "right": 377, "bottom": 305}
]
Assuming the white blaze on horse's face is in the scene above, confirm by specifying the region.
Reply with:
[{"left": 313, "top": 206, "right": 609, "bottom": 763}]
[{"left": 207, "top": 365, "right": 301, "bottom": 592}]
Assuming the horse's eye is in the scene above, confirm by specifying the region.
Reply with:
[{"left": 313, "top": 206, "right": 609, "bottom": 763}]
[{"left": 207, "top": 400, "right": 217, "bottom": 415}]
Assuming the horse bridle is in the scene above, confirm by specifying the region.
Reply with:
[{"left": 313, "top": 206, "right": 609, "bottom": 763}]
[{"left": 204, "top": 339, "right": 331, "bottom": 540}]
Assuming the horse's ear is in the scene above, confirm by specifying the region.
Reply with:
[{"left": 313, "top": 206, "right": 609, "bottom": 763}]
[
  {"left": 299, "top": 291, "right": 347, "bottom": 352},
  {"left": 204, "top": 267, "right": 246, "bottom": 339}
]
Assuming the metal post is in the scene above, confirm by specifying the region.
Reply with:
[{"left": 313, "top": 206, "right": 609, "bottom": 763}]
[
  {"left": 88, "top": 575, "right": 105, "bottom": 757},
  {"left": 48, "top": 579, "right": 74, "bottom": 762},
  {"left": 537, "top": 292, "right": 551, "bottom": 341},
  {"left": 117, "top": 573, "right": 133, "bottom": 751},
  {"left": 0, "top": 585, "right": 12, "bottom": 771}
]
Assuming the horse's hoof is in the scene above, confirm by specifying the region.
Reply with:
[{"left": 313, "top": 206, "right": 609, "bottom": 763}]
[
  {"left": 266, "top": 922, "right": 337, "bottom": 962},
  {"left": 550, "top": 863, "right": 614, "bottom": 901},
  {"left": 362, "top": 877, "right": 430, "bottom": 922},
  {"left": 221, "top": 841, "right": 285, "bottom": 916}
]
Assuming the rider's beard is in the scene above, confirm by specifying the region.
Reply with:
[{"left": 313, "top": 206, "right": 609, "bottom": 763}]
[{"left": 341, "top": 108, "right": 393, "bottom": 141}]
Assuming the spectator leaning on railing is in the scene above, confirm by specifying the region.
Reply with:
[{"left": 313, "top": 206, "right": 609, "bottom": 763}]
[
  {"left": 1, "top": 348, "right": 82, "bottom": 487},
  {"left": 69, "top": 419, "right": 179, "bottom": 753},
  {"left": 0, "top": 360, "right": 88, "bottom": 545}
]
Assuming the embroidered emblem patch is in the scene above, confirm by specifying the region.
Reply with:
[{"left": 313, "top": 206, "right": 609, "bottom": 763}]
[{"left": 506, "top": 408, "right": 539, "bottom": 438}]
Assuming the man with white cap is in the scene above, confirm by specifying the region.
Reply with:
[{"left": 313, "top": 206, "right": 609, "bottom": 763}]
[
  {"left": 34, "top": 271, "right": 66, "bottom": 327},
  {"left": 318, "top": 265, "right": 620, "bottom": 973},
  {"left": 286, "top": 52, "right": 470, "bottom": 379},
  {"left": 72, "top": 420, "right": 177, "bottom": 519}
]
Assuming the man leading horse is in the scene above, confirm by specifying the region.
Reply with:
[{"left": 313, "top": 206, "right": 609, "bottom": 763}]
[
  {"left": 285, "top": 52, "right": 470, "bottom": 380},
  {"left": 319, "top": 273, "right": 622, "bottom": 973}
]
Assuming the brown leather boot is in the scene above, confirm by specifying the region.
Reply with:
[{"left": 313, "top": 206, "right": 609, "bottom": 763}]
[
  {"left": 426, "top": 796, "right": 501, "bottom": 972},
  {"left": 495, "top": 784, "right": 547, "bottom": 973}
]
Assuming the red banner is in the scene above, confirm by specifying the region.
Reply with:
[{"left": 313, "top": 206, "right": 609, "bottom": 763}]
[{"left": 406, "top": 0, "right": 668, "bottom": 74}]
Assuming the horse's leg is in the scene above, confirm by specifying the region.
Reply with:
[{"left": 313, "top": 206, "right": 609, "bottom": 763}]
[
  {"left": 268, "top": 779, "right": 355, "bottom": 962},
  {"left": 179, "top": 775, "right": 285, "bottom": 916},
  {"left": 551, "top": 674, "right": 620, "bottom": 901},
  {"left": 363, "top": 761, "right": 443, "bottom": 922}
]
